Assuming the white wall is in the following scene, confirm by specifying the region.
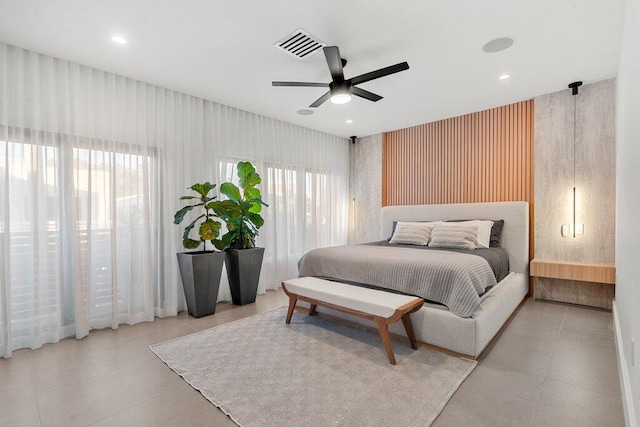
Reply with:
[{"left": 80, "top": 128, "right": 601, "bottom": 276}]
[{"left": 614, "top": 0, "right": 640, "bottom": 424}]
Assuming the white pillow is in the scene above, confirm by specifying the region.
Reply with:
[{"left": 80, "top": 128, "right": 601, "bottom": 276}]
[
  {"left": 438, "top": 220, "right": 493, "bottom": 248},
  {"left": 429, "top": 225, "right": 478, "bottom": 250},
  {"left": 389, "top": 222, "right": 434, "bottom": 246}
]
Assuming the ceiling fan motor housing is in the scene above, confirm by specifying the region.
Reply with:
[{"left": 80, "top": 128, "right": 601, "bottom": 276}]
[{"left": 330, "top": 81, "right": 350, "bottom": 95}]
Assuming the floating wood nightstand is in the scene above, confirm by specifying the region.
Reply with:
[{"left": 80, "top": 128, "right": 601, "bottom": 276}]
[{"left": 530, "top": 259, "right": 616, "bottom": 285}]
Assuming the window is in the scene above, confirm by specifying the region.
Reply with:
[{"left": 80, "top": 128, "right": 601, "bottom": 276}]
[
  {"left": 1, "top": 127, "right": 155, "bottom": 335},
  {"left": 1, "top": 136, "right": 62, "bottom": 335},
  {"left": 73, "top": 147, "right": 152, "bottom": 321}
]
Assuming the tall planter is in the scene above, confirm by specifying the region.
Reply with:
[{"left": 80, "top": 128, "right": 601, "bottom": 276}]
[
  {"left": 225, "top": 247, "right": 265, "bottom": 306},
  {"left": 177, "top": 251, "right": 225, "bottom": 318}
]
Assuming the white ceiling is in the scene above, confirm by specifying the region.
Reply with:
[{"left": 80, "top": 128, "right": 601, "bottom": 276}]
[{"left": 0, "top": 0, "right": 626, "bottom": 138}]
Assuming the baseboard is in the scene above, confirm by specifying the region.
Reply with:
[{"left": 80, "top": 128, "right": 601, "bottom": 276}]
[{"left": 613, "top": 300, "right": 637, "bottom": 427}]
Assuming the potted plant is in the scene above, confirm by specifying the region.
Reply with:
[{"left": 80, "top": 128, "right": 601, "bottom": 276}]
[
  {"left": 209, "top": 162, "right": 268, "bottom": 305},
  {"left": 174, "top": 182, "right": 225, "bottom": 318}
]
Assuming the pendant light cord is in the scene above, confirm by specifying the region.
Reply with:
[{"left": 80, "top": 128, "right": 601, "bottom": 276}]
[
  {"left": 568, "top": 81, "right": 582, "bottom": 238},
  {"left": 572, "top": 94, "right": 577, "bottom": 237},
  {"left": 573, "top": 94, "right": 576, "bottom": 187}
]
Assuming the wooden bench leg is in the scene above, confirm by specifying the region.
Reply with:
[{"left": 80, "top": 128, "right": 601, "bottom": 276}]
[
  {"left": 401, "top": 313, "right": 419, "bottom": 350},
  {"left": 374, "top": 317, "right": 396, "bottom": 365},
  {"left": 286, "top": 295, "right": 297, "bottom": 324},
  {"left": 309, "top": 304, "right": 317, "bottom": 316}
]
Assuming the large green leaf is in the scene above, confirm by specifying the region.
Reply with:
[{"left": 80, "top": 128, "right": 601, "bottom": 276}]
[
  {"left": 240, "top": 173, "right": 260, "bottom": 191},
  {"left": 190, "top": 182, "right": 216, "bottom": 197},
  {"left": 244, "top": 187, "right": 260, "bottom": 202},
  {"left": 245, "top": 189, "right": 268, "bottom": 210},
  {"left": 237, "top": 162, "right": 255, "bottom": 180},
  {"left": 199, "top": 219, "right": 221, "bottom": 240},
  {"left": 173, "top": 205, "right": 195, "bottom": 224},
  {"left": 227, "top": 220, "right": 239, "bottom": 231},
  {"left": 235, "top": 200, "right": 253, "bottom": 213},
  {"left": 220, "top": 182, "right": 242, "bottom": 203},
  {"left": 212, "top": 239, "right": 225, "bottom": 251},
  {"left": 183, "top": 237, "right": 201, "bottom": 249},
  {"left": 213, "top": 232, "right": 234, "bottom": 251},
  {"left": 247, "top": 213, "right": 264, "bottom": 229},
  {"left": 248, "top": 201, "right": 262, "bottom": 214},
  {"left": 183, "top": 221, "right": 195, "bottom": 240},
  {"left": 208, "top": 199, "right": 241, "bottom": 220},
  {"left": 182, "top": 213, "right": 205, "bottom": 239},
  {"left": 237, "top": 162, "right": 261, "bottom": 191}
]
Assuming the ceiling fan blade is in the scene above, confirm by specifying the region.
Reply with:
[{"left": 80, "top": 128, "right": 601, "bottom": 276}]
[
  {"left": 349, "top": 62, "right": 410, "bottom": 86},
  {"left": 309, "top": 91, "right": 331, "bottom": 108},
  {"left": 351, "top": 86, "right": 383, "bottom": 102},
  {"left": 272, "top": 81, "right": 329, "bottom": 87},
  {"left": 323, "top": 46, "right": 345, "bottom": 82}
]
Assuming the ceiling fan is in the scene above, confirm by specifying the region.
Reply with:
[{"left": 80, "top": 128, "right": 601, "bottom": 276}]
[{"left": 272, "top": 46, "right": 409, "bottom": 108}]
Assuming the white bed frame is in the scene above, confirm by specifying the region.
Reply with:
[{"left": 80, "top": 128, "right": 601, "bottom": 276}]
[{"left": 311, "top": 201, "right": 529, "bottom": 358}]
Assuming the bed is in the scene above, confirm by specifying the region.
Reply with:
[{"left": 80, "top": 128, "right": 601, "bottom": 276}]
[{"left": 297, "top": 201, "right": 529, "bottom": 358}]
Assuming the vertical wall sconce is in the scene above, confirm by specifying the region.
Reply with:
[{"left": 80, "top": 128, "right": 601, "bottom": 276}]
[{"left": 561, "top": 81, "right": 584, "bottom": 237}]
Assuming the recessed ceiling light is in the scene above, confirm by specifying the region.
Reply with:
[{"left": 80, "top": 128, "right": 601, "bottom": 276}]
[
  {"left": 483, "top": 37, "right": 515, "bottom": 53},
  {"left": 111, "top": 35, "right": 127, "bottom": 45},
  {"left": 499, "top": 74, "right": 511, "bottom": 80},
  {"left": 346, "top": 119, "right": 353, "bottom": 124},
  {"left": 297, "top": 109, "right": 313, "bottom": 116}
]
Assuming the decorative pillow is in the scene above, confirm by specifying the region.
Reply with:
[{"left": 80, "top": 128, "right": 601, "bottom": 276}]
[
  {"left": 389, "top": 221, "right": 441, "bottom": 240},
  {"left": 389, "top": 222, "right": 433, "bottom": 246},
  {"left": 490, "top": 220, "right": 505, "bottom": 247},
  {"left": 440, "top": 220, "right": 493, "bottom": 248},
  {"left": 429, "top": 225, "right": 478, "bottom": 250}
]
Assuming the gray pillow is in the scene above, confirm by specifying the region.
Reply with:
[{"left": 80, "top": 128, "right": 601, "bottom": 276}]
[{"left": 489, "top": 220, "right": 504, "bottom": 247}]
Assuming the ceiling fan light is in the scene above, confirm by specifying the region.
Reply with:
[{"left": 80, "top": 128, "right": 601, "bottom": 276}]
[{"left": 330, "top": 93, "right": 352, "bottom": 104}]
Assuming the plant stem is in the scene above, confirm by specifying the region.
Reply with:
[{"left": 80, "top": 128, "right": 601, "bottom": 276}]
[{"left": 204, "top": 197, "right": 209, "bottom": 252}]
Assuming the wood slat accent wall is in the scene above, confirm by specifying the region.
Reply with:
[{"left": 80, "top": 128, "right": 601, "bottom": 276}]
[
  {"left": 383, "top": 100, "right": 534, "bottom": 207},
  {"left": 383, "top": 100, "right": 534, "bottom": 294}
]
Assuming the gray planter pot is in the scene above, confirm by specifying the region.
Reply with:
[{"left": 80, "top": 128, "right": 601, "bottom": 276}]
[
  {"left": 225, "top": 247, "right": 265, "bottom": 306},
  {"left": 177, "top": 251, "right": 225, "bottom": 318}
]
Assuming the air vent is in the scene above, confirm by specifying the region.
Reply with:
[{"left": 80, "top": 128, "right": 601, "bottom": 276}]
[{"left": 274, "top": 28, "right": 327, "bottom": 59}]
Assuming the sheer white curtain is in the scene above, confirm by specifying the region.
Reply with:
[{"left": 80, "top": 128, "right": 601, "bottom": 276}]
[{"left": 0, "top": 43, "right": 349, "bottom": 357}]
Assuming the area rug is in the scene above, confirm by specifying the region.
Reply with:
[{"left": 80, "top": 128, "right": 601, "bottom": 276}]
[{"left": 150, "top": 307, "right": 476, "bottom": 427}]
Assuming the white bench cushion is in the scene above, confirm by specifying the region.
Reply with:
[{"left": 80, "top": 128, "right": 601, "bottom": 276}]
[{"left": 284, "top": 277, "right": 420, "bottom": 319}]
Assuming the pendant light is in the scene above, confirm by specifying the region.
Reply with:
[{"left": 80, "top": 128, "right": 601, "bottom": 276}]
[{"left": 561, "top": 81, "right": 584, "bottom": 237}]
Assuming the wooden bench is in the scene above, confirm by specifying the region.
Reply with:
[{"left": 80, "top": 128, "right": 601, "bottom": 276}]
[{"left": 282, "top": 277, "right": 425, "bottom": 365}]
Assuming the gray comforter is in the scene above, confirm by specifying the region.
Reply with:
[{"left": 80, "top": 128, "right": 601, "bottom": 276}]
[{"left": 298, "top": 244, "right": 499, "bottom": 317}]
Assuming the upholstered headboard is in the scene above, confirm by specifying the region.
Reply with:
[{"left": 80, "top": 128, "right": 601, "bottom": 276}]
[{"left": 381, "top": 201, "right": 529, "bottom": 275}]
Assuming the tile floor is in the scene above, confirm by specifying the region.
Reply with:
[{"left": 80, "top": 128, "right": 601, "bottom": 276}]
[{"left": 0, "top": 291, "right": 624, "bottom": 426}]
